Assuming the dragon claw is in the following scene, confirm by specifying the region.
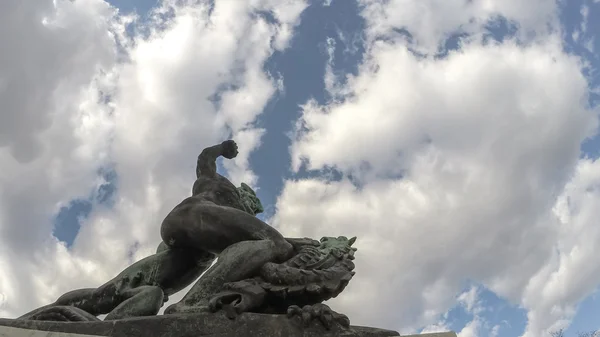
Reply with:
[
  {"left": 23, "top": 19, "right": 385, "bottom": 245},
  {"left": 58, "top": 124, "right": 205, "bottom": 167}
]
[
  {"left": 302, "top": 309, "right": 312, "bottom": 326},
  {"left": 286, "top": 303, "right": 350, "bottom": 330},
  {"left": 208, "top": 292, "right": 244, "bottom": 318},
  {"left": 207, "top": 285, "right": 265, "bottom": 320}
]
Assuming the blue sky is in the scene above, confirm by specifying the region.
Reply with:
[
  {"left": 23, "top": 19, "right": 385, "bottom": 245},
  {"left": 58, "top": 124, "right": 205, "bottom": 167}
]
[
  {"left": 2, "top": 0, "right": 599, "bottom": 336},
  {"left": 50, "top": 1, "right": 600, "bottom": 336}
]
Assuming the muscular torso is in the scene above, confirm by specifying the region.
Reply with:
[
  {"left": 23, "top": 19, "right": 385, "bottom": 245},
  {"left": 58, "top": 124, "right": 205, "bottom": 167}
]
[
  {"left": 99, "top": 175, "right": 244, "bottom": 298},
  {"left": 160, "top": 171, "right": 259, "bottom": 253},
  {"left": 191, "top": 173, "right": 245, "bottom": 211}
]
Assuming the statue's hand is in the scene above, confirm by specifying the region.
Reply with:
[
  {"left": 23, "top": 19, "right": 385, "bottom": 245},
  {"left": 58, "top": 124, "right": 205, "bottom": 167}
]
[{"left": 221, "top": 140, "right": 238, "bottom": 159}]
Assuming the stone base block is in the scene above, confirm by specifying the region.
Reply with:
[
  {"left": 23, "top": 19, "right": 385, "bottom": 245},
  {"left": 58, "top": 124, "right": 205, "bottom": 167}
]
[
  {"left": 0, "top": 312, "right": 400, "bottom": 337},
  {"left": 407, "top": 333, "right": 457, "bottom": 337},
  {"left": 0, "top": 314, "right": 459, "bottom": 337}
]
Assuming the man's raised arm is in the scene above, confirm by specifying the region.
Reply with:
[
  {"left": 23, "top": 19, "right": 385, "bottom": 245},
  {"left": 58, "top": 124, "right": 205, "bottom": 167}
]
[{"left": 196, "top": 140, "right": 238, "bottom": 178}]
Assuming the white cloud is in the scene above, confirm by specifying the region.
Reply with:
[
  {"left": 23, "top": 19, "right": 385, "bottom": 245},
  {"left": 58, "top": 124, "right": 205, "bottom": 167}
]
[
  {"left": 569, "top": 3, "right": 596, "bottom": 55},
  {"left": 0, "top": 0, "right": 307, "bottom": 318},
  {"left": 422, "top": 286, "right": 499, "bottom": 336},
  {"left": 581, "top": 4, "right": 590, "bottom": 34},
  {"left": 458, "top": 286, "right": 483, "bottom": 316},
  {"left": 2, "top": 2, "right": 600, "bottom": 337},
  {"left": 358, "top": 0, "right": 559, "bottom": 54},
  {"left": 458, "top": 317, "right": 482, "bottom": 337},
  {"left": 521, "top": 158, "right": 600, "bottom": 337},
  {"left": 490, "top": 324, "right": 501, "bottom": 337},
  {"left": 0, "top": 0, "right": 121, "bottom": 316},
  {"left": 274, "top": 1, "right": 599, "bottom": 336},
  {"left": 420, "top": 321, "right": 452, "bottom": 335}
]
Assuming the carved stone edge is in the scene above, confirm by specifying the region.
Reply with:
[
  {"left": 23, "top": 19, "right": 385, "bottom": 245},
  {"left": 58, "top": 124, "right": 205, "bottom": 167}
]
[
  {"left": 402, "top": 333, "right": 458, "bottom": 337},
  {"left": 0, "top": 312, "right": 401, "bottom": 337}
]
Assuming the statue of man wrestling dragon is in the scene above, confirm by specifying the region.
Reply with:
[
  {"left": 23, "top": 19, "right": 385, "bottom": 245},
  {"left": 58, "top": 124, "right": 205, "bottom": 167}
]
[{"left": 17, "top": 140, "right": 357, "bottom": 329}]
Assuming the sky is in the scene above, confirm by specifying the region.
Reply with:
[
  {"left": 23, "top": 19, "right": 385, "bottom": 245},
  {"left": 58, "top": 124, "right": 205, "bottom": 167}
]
[{"left": 0, "top": 0, "right": 599, "bottom": 337}]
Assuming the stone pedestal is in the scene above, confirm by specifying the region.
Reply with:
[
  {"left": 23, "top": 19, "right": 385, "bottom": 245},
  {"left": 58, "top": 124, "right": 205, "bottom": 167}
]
[
  {"left": 0, "top": 313, "right": 459, "bottom": 337},
  {"left": 0, "top": 312, "right": 400, "bottom": 337},
  {"left": 0, "top": 325, "right": 103, "bottom": 336},
  {"left": 406, "top": 333, "right": 457, "bottom": 337}
]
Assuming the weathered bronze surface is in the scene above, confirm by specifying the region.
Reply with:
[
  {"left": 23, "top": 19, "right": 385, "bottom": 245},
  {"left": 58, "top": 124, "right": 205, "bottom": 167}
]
[{"left": 1, "top": 140, "right": 404, "bottom": 336}]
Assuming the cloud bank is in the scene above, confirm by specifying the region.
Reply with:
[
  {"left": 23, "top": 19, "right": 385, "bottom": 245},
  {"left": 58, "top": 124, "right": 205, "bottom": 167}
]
[
  {"left": 1, "top": 1, "right": 599, "bottom": 337},
  {"left": 0, "top": 0, "right": 307, "bottom": 317},
  {"left": 273, "top": 1, "right": 600, "bottom": 336}
]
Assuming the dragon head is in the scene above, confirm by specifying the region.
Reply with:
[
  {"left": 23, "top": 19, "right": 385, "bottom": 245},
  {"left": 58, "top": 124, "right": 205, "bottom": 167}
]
[
  {"left": 319, "top": 236, "right": 357, "bottom": 260},
  {"left": 237, "top": 182, "right": 264, "bottom": 215}
]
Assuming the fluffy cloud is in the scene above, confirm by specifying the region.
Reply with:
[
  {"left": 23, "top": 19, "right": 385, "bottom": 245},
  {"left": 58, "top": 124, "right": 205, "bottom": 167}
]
[
  {"left": 2, "top": 2, "right": 599, "bottom": 337},
  {"left": 0, "top": 0, "right": 307, "bottom": 317},
  {"left": 273, "top": 1, "right": 599, "bottom": 336},
  {"left": 0, "top": 0, "right": 120, "bottom": 315},
  {"left": 358, "top": 0, "right": 558, "bottom": 53},
  {"left": 523, "top": 158, "right": 600, "bottom": 335},
  {"left": 458, "top": 318, "right": 483, "bottom": 337}
]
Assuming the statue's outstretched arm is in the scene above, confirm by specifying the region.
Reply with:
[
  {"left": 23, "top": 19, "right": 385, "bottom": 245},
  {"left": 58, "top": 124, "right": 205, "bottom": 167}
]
[
  {"left": 196, "top": 144, "right": 222, "bottom": 178},
  {"left": 196, "top": 140, "right": 238, "bottom": 178}
]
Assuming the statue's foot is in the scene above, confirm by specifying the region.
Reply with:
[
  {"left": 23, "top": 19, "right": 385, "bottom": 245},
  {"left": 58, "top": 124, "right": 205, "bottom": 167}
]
[
  {"left": 163, "top": 302, "right": 210, "bottom": 315},
  {"left": 286, "top": 303, "right": 350, "bottom": 330}
]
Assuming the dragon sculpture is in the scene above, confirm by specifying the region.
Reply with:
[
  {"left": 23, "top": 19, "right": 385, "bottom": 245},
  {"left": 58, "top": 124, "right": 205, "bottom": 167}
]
[
  {"left": 208, "top": 236, "right": 357, "bottom": 328},
  {"left": 18, "top": 235, "right": 357, "bottom": 329}
]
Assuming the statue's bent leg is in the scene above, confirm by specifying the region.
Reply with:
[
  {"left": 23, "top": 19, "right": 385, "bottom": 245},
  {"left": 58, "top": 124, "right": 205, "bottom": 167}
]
[
  {"left": 60, "top": 285, "right": 130, "bottom": 316},
  {"left": 17, "top": 288, "right": 99, "bottom": 320},
  {"left": 161, "top": 200, "right": 292, "bottom": 255},
  {"left": 165, "top": 239, "right": 288, "bottom": 314},
  {"left": 161, "top": 201, "right": 293, "bottom": 314},
  {"left": 17, "top": 286, "right": 120, "bottom": 321},
  {"left": 104, "top": 286, "right": 164, "bottom": 320}
]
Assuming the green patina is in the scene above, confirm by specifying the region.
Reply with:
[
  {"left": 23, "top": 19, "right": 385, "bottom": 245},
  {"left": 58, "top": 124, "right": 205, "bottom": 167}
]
[
  {"left": 237, "top": 182, "right": 264, "bottom": 215},
  {"left": 15, "top": 140, "right": 359, "bottom": 331}
]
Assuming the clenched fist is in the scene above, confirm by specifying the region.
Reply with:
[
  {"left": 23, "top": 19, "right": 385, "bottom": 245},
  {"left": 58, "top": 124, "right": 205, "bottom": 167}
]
[{"left": 221, "top": 140, "right": 238, "bottom": 159}]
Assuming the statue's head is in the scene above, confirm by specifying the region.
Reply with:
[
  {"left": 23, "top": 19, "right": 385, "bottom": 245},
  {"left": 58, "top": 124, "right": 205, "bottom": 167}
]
[{"left": 237, "top": 182, "right": 264, "bottom": 215}]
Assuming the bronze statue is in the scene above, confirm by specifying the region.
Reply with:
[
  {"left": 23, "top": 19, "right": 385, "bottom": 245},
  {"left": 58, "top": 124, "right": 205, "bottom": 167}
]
[
  {"left": 15, "top": 140, "right": 358, "bottom": 329},
  {"left": 17, "top": 240, "right": 214, "bottom": 321},
  {"left": 159, "top": 140, "right": 298, "bottom": 314}
]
